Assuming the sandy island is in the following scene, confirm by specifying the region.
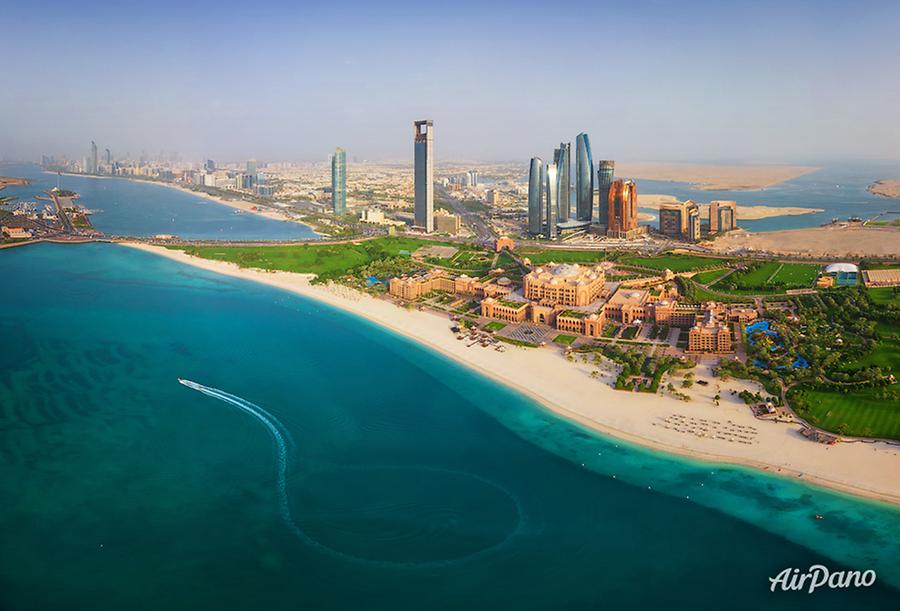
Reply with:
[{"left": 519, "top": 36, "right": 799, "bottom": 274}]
[
  {"left": 619, "top": 162, "right": 817, "bottom": 191},
  {"left": 710, "top": 224, "right": 900, "bottom": 258},
  {"left": 867, "top": 179, "right": 900, "bottom": 199},
  {"left": 638, "top": 194, "right": 823, "bottom": 220},
  {"left": 121, "top": 241, "right": 900, "bottom": 505}
]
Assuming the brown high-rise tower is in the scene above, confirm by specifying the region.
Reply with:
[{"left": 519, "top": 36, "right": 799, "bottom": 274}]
[{"left": 606, "top": 179, "right": 641, "bottom": 238}]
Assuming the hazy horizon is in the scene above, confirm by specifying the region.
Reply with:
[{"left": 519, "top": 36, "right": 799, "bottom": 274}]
[{"left": 3, "top": 0, "right": 899, "bottom": 165}]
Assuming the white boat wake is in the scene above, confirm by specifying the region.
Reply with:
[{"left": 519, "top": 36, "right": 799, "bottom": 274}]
[
  {"left": 178, "top": 378, "right": 296, "bottom": 532},
  {"left": 178, "top": 378, "right": 524, "bottom": 568}
]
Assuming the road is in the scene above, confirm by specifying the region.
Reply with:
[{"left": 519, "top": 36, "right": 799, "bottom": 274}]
[
  {"left": 46, "top": 191, "right": 74, "bottom": 234},
  {"left": 435, "top": 187, "right": 496, "bottom": 244}
]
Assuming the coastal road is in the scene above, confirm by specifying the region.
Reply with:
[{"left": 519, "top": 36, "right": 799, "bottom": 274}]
[
  {"left": 436, "top": 186, "right": 496, "bottom": 244},
  {"left": 46, "top": 191, "right": 74, "bottom": 234}
]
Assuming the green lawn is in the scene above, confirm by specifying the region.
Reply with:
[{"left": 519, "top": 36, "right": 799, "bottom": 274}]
[
  {"left": 171, "top": 237, "right": 444, "bottom": 279},
  {"left": 790, "top": 385, "right": 900, "bottom": 440},
  {"left": 770, "top": 263, "right": 818, "bottom": 287},
  {"left": 553, "top": 334, "right": 578, "bottom": 345},
  {"left": 621, "top": 326, "right": 639, "bottom": 339},
  {"left": 714, "top": 261, "right": 818, "bottom": 292},
  {"left": 868, "top": 287, "right": 900, "bottom": 307},
  {"left": 495, "top": 251, "right": 518, "bottom": 270},
  {"left": 521, "top": 249, "right": 608, "bottom": 265},
  {"left": 724, "top": 261, "right": 781, "bottom": 287},
  {"left": 484, "top": 321, "right": 508, "bottom": 332},
  {"left": 691, "top": 268, "right": 730, "bottom": 285},
  {"left": 699, "top": 261, "right": 820, "bottom": 297},
  {"left": 620, "top": 254, "right": 730, "bottom": 272}
]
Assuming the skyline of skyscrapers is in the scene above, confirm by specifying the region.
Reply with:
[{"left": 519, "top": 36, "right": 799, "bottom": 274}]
[
  {"left": 527, "top": 157, "right": 544, "bottom": 235},
  {"left": 575, "top": 133, "right": 593, "bottom": 223},
  {"left": 596, "top": 160, "right": 615, "bottom": 227},
  {"left": 331, "top": 147, "right": 347, "bottom": 215},
  {"left": 414, "top": 120, "right": 434, "bottom": 233}
]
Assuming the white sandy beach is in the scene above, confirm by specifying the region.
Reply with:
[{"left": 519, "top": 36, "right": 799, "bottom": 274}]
[{"left": 123, "top": 242, "right": 900, "bottom": 505}]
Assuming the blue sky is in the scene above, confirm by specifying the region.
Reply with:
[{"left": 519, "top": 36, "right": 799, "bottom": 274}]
[{"left": 2, "top": 0, "right": 898, "bottom": 163}]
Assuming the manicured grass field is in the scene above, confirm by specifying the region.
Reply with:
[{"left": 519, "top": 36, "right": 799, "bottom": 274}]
[
  {"left": 521, "top": 249, "right": 608, "bottom": 265},
  {"left": 172, "top": 237, "right": 444, "bottom": 278},
  {"left": 691, "top": 268, "right": 730, "bottom": 285},
  {"left": 792, "top": 385, "right": 900, "bottom": 440},
  {"left": 484, "top": 321, "right": 508, "bottom": 332},
  {"left": 769, "top": 263, "right": 818, "bottom": 286},
  {"left": 868, "top": 287, "right": 900, "bottom": 307},
  {"left": 620, "top": 254, "right": 729, "bottom": 272},
  {"left": 553, "top": 334, "right": 577, "bottom": 345},
  {"left": 723, "top": 261, "right": 781, "bottom": 287},
  {"left": 711, "top": 261, "right": 818, "bottom": 292}
]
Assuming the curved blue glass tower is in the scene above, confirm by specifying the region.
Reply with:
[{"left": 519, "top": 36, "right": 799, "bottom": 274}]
[
  {"left": 553, "top": 142, "right": 571, "bottom": 222},
  {"left": 596, "top": 160, "right": 615, "bottom": 226},
  {"left": 527, "top": 157, "right": 544, "bottom": 235},
  {"left": 575, "top": 133, "right": 593, "bottom": 222},
  {"left": 545, "top": 163, "right": 558, "bottom": 239}
]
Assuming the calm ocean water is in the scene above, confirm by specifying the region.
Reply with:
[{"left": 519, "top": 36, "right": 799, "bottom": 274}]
[
  {"left": 0, "top": 164, "right": 318, "bottom": 240},
  {"left": 0, "top": 243, "right": 898, "bottom": 610}
]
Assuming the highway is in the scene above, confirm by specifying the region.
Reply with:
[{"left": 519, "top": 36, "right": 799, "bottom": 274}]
[{"left": 435, "top": 186, "right": 496, "bottom": 245}]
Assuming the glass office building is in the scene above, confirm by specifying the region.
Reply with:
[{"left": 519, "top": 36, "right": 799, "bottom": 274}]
[
  {"left": 596, "top": 160, "right": 615, "bottom": 226},
  {"left": 575, "top": 133, "right": 594, "bottom": 222},
  {"left": 414, "top": 120, "right": 434, "bottom": 232},
  {"left": 553, "top": 143, "right": 571, "bottom": 222},
  {"left": 331, "top": 147, "right": 347, "bottom": 214},
  {"left": 545, "top": 163, "right": 558, "bottom": 239},
  {"left": 527, "top": 157, "right": 544, "bottom": 235}
]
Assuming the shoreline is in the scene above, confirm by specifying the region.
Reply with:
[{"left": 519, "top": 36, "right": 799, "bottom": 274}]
[
  {"left": 867, "top": 179, "right": 900, "bottom": 199},
  {"left": 49, "top": 171, "right": 321, "bottom": 235},
  {"left": 120, "top": 241, "right": 900, "bottom": 506},
  {"left": 709, "top": 224, "right": 900, "bottom": 258},
  {"left": 638, "top": 194, "right": 824, "bottom": 220}
]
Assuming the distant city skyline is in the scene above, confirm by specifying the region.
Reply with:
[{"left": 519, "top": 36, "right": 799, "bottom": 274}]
[{"left": 2, "top": 0, "right": 899, "bottom": 163}]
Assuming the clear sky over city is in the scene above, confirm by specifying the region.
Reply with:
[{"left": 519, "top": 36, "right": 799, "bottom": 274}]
[{"left": 3, "top": 0, "right": 899, "bottom": 164}]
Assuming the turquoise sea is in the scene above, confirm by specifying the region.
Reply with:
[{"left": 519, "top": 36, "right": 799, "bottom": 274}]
[
  {"left": 1, "top": 242, "right": 898, "bottom": 610},
  {"left": 0, "top": 164, "right": 318, "bottom": 240}
]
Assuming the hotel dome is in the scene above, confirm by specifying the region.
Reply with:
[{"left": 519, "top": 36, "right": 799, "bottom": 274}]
[{"left": 824, "top": 263, "right": 859, "bottom": 274}]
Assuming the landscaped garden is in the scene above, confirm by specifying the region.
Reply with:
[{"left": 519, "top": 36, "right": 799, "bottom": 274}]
[{"left": 719, "top": 286, "right": 899, "bottom": 440}]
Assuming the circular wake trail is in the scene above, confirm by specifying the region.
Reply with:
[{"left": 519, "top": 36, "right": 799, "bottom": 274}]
[{"left": 178, "top": 378, "right": 523, "bottom": 568}]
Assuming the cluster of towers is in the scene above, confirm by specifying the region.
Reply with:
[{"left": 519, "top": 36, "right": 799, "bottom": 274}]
[{"left": 527, "top": 133, "right": 640, "bottom": 239}]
